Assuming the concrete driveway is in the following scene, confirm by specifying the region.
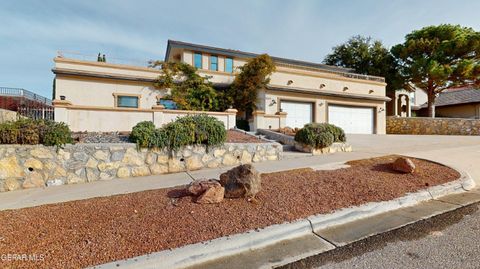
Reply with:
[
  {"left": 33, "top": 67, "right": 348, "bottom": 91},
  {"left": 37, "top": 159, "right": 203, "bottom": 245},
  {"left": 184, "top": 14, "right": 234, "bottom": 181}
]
[{"left": 346, "top": 134, "right": 480, "bottom": 185}]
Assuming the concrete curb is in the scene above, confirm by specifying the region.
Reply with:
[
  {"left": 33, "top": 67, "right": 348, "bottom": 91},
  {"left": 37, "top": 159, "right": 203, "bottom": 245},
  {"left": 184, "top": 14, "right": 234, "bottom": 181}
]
[{"left": 92, "top": 162, "right": 475, "bottom": 269}]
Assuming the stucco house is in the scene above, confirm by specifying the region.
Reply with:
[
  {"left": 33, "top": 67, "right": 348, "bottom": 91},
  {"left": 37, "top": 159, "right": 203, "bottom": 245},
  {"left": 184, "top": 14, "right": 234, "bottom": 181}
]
[
  {"left": 52, "top": 40, "right": 389, "bottom": 134},
  {"left": 414, "top": 88, "right": 480, "bottom": 118}
]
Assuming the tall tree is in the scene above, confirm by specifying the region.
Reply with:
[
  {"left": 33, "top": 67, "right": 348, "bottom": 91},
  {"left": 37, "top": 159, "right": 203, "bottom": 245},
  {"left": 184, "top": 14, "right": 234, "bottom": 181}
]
[
  {"left": 392, "top": 24, "right": 480, "bottom": 117},
  {"left": 150, "top": 61, "right": 219, "bottom": 111},
  {"left": 323, "top": 35, "right": 403, "bottom": 92},
  {"left": 226, "top": 54, "right": 275, "bottom": 117}
]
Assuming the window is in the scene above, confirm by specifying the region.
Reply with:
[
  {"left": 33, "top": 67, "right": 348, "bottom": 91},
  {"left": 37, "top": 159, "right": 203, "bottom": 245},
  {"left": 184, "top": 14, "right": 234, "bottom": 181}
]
[
  {"left": 116, "top": 95, "right": 139, "bottom": 108},
  {"left": 225, "top": 57, "right": 233, "bottom": 73},
  {"left": 194, "top": 53, "right": 202, "bottom": 69},
  {"left": 210, "top": 55, "right": 218, "bottom": 71}
]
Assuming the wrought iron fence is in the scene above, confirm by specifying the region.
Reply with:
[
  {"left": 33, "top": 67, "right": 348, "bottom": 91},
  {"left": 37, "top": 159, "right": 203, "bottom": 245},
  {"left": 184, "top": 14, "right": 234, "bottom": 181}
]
[{"left": 0, "top": 87, "right": 54, "bottom": 120}]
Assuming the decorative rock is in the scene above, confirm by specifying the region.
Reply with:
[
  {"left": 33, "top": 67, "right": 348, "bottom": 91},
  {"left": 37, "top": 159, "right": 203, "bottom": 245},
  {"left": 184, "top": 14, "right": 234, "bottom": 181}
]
[
  {"left": 122, "top": 148, "right": 144, "bottom": 166},
  {"left": 86, "top": 169, "right": 99, "bottom": 182},
  {"left": 99, "top": 172, "right": 113, "bottom": 180},
  {"left": 207, "top": 159, "right": 221, "bottom": 168},
  {"left": 23, "top": 172, "right": 45, "bottom": 188},
  {"left": 149, "top": 164, "right": 168, "bottom": 175},
  {"left": 67, "top": 173, "right": 85, "bottom": 184},
  {"left": 219, "top": 164, "right": 261, "bottom": 198},
  {"left": 213, "top": 149, "right": 226, "bottom": 157},
  {"left": 185, "top": 156, "right": 203, "bottom": 171},
  {"left": 44, "top": 160, "right": 57, "bottom": 171},
  {"left": 131, "top": 166, "right": 151, "bottom": 177},
  {"left": 168, "top": 159, "right": 185, "bottom": 173},
  {"left": 240, "top": 151, "right": 252, "bottom": 164},
  {"left": 0, "top": 156, "right": 25, "bottom": 179},
  {"left": 187, "top": 179, "right": 221, "bottom": 196},
  {"left": 58, "top": 149, "right": 71, "bottom": 160},
  {"left": 98, "top": 162, "right": 120, "bottom": 172},
  {"left": 30, "top": 148, "right": 53, "bottom": 159},
  {"left": 392, "top": 157, "right": 416, "bottom": 173},
  {"left": 53, "top": 166, "right": 67, "bottom": 178},
  {"left": 157, "top": 155, "right": 169, "bottom": 164},
  {"left": 24, "top": 158, "right": 43, "bottom": 170},
  {"left": 93, "top": 150, "right": 109, "bottom": 161},
  {"left": 196, "top": 185, "right": 224, "bottom": 204},
  {"left": 4, "top": 178, "right": 20, "bottom": 191},
  {"left": 117, "top": 167, "right": 131, "bottom": 178},
  {"left": 145, "top": 152, "right": 157, "bottom": 165}
]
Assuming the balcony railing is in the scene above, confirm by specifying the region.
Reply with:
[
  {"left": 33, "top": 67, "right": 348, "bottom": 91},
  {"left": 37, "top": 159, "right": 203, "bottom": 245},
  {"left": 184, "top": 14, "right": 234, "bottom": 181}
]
[
  {"left": 0, "top": 87, "right": 52, "bottom": 105},
  {"left": 57, "top": 51, "right": 151, "bottom": 67}
]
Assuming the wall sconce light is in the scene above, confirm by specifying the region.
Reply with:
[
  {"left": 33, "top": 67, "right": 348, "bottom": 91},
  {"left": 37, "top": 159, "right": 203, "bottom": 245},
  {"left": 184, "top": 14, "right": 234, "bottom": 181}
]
[
  {"left": 60, "top": 95, "right": 66, "bottom": 100},
  {"left": 319, "top": 84, "right": 326, "bottom": 89},
  {"left": 378, "top": 108, "right": 385, "bottom": 113},
  {"left": 369, "top": 90, "right": 374, "bottom": 94},
  {"left": 343, "top": 87, "right": 349, "bottom": 91},
  {"left": 270, "top": 99, "right": 277, "bottom": 106},
  {"left": 318, "top": 102, "right": 324, "bottom": 107},
  {"left": 287, "top": 80, "right": 294, "bottom": 85}
]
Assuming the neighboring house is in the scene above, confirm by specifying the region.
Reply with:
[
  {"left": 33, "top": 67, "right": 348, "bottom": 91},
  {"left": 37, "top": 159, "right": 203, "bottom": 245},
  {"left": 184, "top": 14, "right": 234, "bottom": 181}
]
[
  {"left": 0, "top": 87, "right": 53, "bottom": 120},
  {"left": 52, "top": 40, "right": 389, "bottom": 134},
  {"left": 414, "top": 88, "right": 480, "bottom": 118}
]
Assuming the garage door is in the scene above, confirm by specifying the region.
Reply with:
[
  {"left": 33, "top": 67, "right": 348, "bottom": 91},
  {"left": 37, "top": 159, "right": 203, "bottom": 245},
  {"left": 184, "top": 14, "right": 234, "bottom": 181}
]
[
  {"left": 328, "top": 105, "right": 374, "bottom": 134},
  {"left": 280, "top": 101, "right": 312, "bottom": 129}
]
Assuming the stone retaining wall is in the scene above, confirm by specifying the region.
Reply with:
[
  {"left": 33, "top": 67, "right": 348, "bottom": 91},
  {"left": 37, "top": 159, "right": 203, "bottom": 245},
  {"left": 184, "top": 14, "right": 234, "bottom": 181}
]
[
  {"left": 387, "top": 116, "right": 480, "bottom": 135},
  {"left": 257, "top": 129, "right": 352, "bottom": 155},
  {"left": 0, "top": 142, "right": 282, "bottom": 192}
]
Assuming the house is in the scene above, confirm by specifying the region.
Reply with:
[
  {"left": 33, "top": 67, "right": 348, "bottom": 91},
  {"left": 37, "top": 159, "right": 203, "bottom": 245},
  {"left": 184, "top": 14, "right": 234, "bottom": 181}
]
[
  {"left": 415, "top": 88, "right": 480, "bottom": 118},
  {"left": 0, "top": 87, "right": 53, "bottom": 120},
  {"left": 52, "top": 40, "right": 389, "bottom": 134}
]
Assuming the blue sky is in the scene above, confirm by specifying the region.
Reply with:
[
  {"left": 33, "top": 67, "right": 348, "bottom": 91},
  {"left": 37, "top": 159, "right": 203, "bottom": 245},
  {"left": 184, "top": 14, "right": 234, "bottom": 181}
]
[{"left": 1, "top": 0, "right": 480, "bottom": 98}]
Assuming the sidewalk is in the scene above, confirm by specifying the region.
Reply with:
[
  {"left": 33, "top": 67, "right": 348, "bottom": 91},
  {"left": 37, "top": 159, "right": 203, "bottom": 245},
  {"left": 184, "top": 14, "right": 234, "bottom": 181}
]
[{"left": 0, "top": 151, "right": 379, "bottom": 211}]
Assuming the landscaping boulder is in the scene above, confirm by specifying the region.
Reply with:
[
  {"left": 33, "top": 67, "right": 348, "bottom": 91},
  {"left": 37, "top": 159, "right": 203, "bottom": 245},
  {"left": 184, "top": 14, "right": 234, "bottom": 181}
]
[
  {"left": 219, "top": 164, "right": 261, "bottom": 198},
  {"left": 392, "top": 157, "right": 416, "bottom": 173},
  {"left": 196, "top": 184, "right": 225, "bottom": 204},
  {"left": 186, "top": 178, "right": 224, "bottom": 204}
]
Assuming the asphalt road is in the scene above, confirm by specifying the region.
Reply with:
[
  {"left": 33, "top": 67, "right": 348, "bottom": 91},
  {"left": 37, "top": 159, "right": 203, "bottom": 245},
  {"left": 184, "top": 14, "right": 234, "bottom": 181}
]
[{"left": 280, "top": 203, "right": 480, "bottom": 269}]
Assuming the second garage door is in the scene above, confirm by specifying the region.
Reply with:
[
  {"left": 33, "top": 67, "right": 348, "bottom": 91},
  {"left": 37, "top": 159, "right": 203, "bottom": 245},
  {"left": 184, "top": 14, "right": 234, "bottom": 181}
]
[
  {"left": 328, "top": 105, "right": 374, "bottom": 134},
  {"left": 280, "top": 101, "right": 313, "bottom": 129}
]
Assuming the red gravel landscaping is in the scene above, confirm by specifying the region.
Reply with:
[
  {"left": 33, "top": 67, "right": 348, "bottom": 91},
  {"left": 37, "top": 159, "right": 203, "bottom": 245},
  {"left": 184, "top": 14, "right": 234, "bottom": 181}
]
[
  {"left": 0, "top": 155, "right": 459, "bottom": 269},
  {"left": 226, "top": 129, "right": 264, "bottom": 143}
]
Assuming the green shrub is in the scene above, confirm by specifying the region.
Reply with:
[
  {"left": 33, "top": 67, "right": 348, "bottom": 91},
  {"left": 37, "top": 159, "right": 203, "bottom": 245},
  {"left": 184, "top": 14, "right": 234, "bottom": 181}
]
[
  {"left": 294, "top": 123, "right": 345, "bottom": 149},
  {"left": 0, "top": 119, "right": 72, "bottom": 147},
  {"left": 129, "top": 121, "right": 156, "bottom": 148},
  {"left": 130, "top": 114, "right": 226, "bottom": 153}
]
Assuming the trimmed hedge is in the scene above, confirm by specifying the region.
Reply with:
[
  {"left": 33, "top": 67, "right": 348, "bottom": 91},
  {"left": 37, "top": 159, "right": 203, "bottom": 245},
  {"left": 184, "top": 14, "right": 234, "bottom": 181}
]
[
  {"left": 0, "top": 118, "right": 72, "bottom": 147},
  {"left": 294, "top": 123, "right": 346, "bottom": 149},
  {"left": 130, "top": 114, "right": 226, "bottom": 152}
]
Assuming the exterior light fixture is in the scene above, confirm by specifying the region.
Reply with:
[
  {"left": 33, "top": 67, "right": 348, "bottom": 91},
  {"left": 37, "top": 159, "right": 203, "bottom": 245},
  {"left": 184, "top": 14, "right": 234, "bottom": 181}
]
[
  {"left": 270, "top": 99, "right": 277, "bottom": 106},
  {"left": 343, "top": 87, "right": 349, "bottom": 91},
  {"left": 369, "top": 90, "right": 374, "bottom": 94},
  {"left": 319, "top": 84, "right": 326, "bottom": 89},
  {"left": 60, "top": 95, "right": 66, "bottom": 100},
  {"left": 287, "top": 80, "right": 294, "bottom": 85},
  {"left": 378, "top": 108, "right": 385, "bottom": 113}
]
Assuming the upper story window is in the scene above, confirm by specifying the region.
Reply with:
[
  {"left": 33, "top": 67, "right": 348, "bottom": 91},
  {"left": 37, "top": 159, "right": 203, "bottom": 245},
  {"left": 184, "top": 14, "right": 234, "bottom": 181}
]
[
  {"left": 116, "top": 95, "right": 139, "bottom": 108},
  {"left": 194, "top": 53, "right": 202, "bottom": 69},
  {"left": 225, "top": 57, "right": 233, "bottom": 73},
  {"left": 210, "top": 55, "right": 218, "bottom": 71}
]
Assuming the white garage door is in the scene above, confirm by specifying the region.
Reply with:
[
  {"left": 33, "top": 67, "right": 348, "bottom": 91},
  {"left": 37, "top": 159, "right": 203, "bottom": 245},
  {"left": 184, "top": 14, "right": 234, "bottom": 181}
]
[
  {"left": 328, "top": 105, "right": 374, "bottom": 134},
  {"left": 280, "top": 101, "right": 313, "bottom": 129}
]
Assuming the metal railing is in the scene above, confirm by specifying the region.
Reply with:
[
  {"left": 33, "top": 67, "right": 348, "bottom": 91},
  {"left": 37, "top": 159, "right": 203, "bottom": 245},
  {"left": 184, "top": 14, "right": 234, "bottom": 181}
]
[
  {"left": 0, "top": 87, "right": 52, "bottom": 105},
  {"left": 57, "top": 51, "right": 151, "bottom": 67}
]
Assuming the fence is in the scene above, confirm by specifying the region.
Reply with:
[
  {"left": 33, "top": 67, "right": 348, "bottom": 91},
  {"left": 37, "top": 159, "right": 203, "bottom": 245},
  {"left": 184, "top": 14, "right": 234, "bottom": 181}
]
[{"left": 0, "top": 87, "right": 53, "bottom": 120}]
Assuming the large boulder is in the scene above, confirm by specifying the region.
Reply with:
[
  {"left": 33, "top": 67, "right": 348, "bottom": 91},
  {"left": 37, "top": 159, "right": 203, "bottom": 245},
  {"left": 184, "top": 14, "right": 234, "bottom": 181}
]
[
  {"left": 186, "top": 179, "right": 224, "bottom": 204},
  {"left": 219, "top": 164, "right": 261, "bottom": 198},
  {"left": 196, "top": 184, "right": 225, "bottom": 204},
  {"left": 392, "top": 157, "right": 416, "bottom": 173}
]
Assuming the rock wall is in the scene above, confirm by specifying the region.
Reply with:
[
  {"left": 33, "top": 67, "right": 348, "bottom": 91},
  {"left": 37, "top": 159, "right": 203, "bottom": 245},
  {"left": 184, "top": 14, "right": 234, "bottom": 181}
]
[
  {"left": 257, "top": 129, "right": 352, "bottom": 155},
  {"left": 387, "top": 116, "right": 480, "bottom": 135},
  {"left": 0, "top": 142, "right": 282, "bottom": 192}
]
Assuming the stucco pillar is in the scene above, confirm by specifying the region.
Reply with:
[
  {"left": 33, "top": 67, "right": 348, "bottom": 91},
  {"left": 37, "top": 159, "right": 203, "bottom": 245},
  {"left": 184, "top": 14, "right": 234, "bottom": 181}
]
[
  {"left": 252, "top": 110, "right": 265, "bottom": 131},
  {"left": 152, "top": 105, "right": 165, "bottom": 128},
  {"left": 225, "top": 108, "right": 238, "bottom": 130},
  {"left": 275, "top": 111, "right": 287, "bottom": 128},
  {"left": 52, "top": 99, "right": 72, "bottom": 124}
]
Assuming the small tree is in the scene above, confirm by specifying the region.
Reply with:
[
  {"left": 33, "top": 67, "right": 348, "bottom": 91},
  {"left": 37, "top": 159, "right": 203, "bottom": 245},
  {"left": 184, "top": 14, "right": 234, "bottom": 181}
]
[
  {"left": 323, "top": 35, "right": 403, "bottom": 93},
  {"left": 225, "top": 54, "right": 275, "bottom": 117},
  {"left": 392, "top": 24, "right": 480, "bottom": 117},
  {"left": 151, "top": 61, "right": 219, "bottom": 111}
]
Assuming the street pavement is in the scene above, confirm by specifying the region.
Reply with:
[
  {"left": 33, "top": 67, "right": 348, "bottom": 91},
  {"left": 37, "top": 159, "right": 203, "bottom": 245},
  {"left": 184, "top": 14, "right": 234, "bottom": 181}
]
[{"left": 281, "top": 203, "right": 480, "bottom": 269}]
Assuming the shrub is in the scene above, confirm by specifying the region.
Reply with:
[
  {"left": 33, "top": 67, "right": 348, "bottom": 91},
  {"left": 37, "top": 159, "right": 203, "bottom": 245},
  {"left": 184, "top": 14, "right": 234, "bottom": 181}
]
[
  {"left": 130, "top": 114, "right": 226, "bottom": 153},
  {"left": 129, "top": 121, "right": 156, "bottom": 148},
  {"left": 0, "top": 119, "right": 72, "bottom": 147},
  {"left": 294, "top": 123, "right": 345, "bottom": 149}
]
